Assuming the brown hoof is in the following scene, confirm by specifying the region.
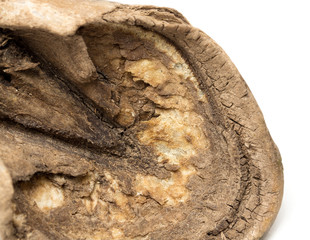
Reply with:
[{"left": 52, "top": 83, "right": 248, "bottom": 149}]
[{"left": 0, "top": 1, "right": 283, "bottom": 239}]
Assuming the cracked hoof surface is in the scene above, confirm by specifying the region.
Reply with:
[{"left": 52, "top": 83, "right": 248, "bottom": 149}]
[{"left": 0, "top": 1, "right": 283, "bottom": 240}]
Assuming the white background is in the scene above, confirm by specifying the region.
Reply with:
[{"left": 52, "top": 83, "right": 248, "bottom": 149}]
[{"left": 115, "top": 0, "right": 310, "bottom": 239}]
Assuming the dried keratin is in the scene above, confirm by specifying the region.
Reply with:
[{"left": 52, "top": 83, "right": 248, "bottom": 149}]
[{"left": 0, "top": 1, "right": 283, "bottom": 240}]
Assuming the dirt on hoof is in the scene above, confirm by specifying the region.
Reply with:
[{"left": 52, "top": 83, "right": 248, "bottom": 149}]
[{"left": 0, "top": 1, "right": 283, "bottom": 240}]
